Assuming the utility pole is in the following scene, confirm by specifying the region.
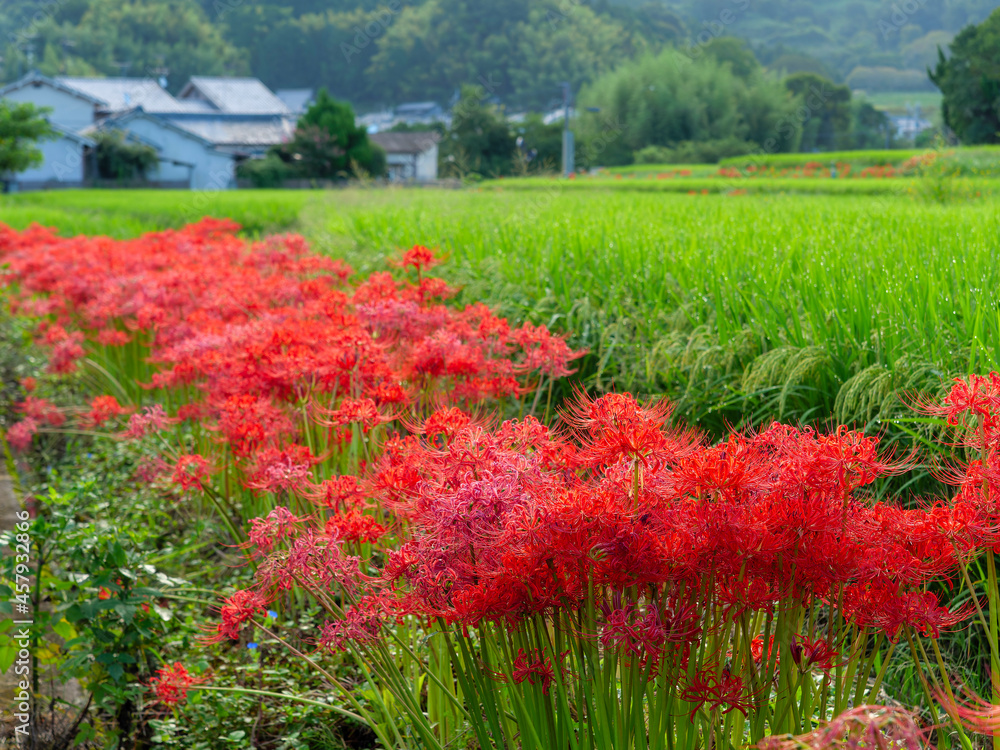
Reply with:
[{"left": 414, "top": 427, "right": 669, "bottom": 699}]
[{"left": 561, "top": 81, "right": 574, "bottom": 177}]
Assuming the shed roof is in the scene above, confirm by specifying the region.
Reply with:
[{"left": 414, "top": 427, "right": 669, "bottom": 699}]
[
  {"left": 165, "top": 115, "right": 296, "bottom": 148},
  {"left": 369, "top": 131, "right": 441, "bottom": 155},
  {"left": 275, "top": 88, "right": 314, "bottom": 114}
]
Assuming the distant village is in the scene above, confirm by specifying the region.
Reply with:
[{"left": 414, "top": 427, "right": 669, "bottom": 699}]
[
  {"left": 0, "top": 71, "right": 932, "bottom": 191},
  {"left": 0, "top": 72, "right": 455, "bottom": 190}
]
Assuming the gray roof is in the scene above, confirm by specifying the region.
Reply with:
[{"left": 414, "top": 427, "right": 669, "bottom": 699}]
[
  {"left": 56, "top": 77, "right": 185, "bottom": 113},
  {"left": 165, "top": 115, "right": 297, "bottom": 149},
  {"left": 50, "top": 122, "right": 95, "bottom": 147},
  {"left": 179, "top": 77, "right": 291, "bottom": 115},
  {"left": 395, "top": 101, "right": 443, "bottom": 115},
  {"left": 369, "top": 131, "right": 441, "bottom": 155},
  {"left": 275, "top": 88, "right": 314, "bottom": 114},
  {"left": 99, "top": 109, "right": 220, "bottom": 150},
  {"left": 0, "top": 71, "right": 102, "bottom": 104}
]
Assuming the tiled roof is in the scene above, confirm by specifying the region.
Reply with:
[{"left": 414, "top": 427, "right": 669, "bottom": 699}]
[
  {"left": 56, "top": 77, "right": 185, "bottom": 113},
  {"left": 179, "top": 77, "right": 291, "bottom": 115},
  {"left": 369, "top": 131, "right": 441, "bottom": 154},
  {"left": 166, "top": 115, "right": 297, "bottom": 148}
]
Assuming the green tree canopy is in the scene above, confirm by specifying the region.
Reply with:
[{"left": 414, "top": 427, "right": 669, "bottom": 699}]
[
  {"left": 274, "top": 88, "right": 385, "bottom": 177},
  {"left": 930, "top": 6, "right": 1000, "bottom": 144},
  {"left": 576, "top": 48, "right": 801, "bottom": 165},
  {"left": 0, "top": 101, "right": 56, "bottom": 177},
  {"left": 439, "top": 84, "right": 517, "bottom": 178},
  {"left": 784, "top": 73, "right": 851, "bottom": 151}
]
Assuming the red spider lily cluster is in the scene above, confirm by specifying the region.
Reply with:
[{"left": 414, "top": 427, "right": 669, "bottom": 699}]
[
  {"left": 7, "top": 216, "right": 1000, "bottom": 747},
  {"left": 223, "top": 390, "right": 994, "bottom": 718},
  {"left": 1, "top": 220, "right": 582, "bottom": 469},
  {"left": 149, "top": 662, "right": 207, "bottom": 706}
]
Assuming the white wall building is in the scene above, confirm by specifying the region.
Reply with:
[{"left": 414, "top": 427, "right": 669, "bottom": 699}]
[
  {"left": 96, "top": 110, "right": 237, "bottom": 190},
  {"left": 1, "top": 71, "right": 298, "bottom": 190},
  {"left": 13, "top": 125, "right": 93, "bottom": 190},
  {"left": 369, "top": 131, "right": 441, "bottom": 182}
]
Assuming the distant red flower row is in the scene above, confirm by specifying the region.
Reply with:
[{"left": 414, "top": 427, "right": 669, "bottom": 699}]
[{"left": 1, "top": 219, "right": 584, "bottom": 467}]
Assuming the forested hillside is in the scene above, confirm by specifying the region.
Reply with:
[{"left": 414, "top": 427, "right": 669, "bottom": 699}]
[{"left": 1, "top": 0, "right": 994, "bottom": 110}]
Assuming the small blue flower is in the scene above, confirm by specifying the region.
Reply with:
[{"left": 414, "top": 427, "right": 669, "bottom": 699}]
[
  {"left": 247, "top": 642, "right": 258, "bottom": 650},
  {"left": 267, "top": 610, "right": 278, "bottom": 620}
]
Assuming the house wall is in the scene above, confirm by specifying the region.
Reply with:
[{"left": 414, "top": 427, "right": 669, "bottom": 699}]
[
  {"left": 2, "top": 85, "right": 95, "bottom": 132},
  {"left": 13, "top": 135, "right": 87, "bottom": 188},
  {"left": 116, "top": 117, "right": 235, "bottom": 190},
  {"left": 415, "top": 144, "right": 438, "bottom": 181},
  {"left": 384, "top": 145, "right": 438, "bottom": 182}
]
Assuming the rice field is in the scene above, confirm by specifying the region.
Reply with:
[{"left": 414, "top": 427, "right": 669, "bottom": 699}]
[{"left": 307, "top": 189, "right": 1000, "bottom": 440}]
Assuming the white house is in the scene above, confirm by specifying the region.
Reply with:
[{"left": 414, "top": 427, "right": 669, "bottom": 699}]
[
  {"left": 0, "top": 71, "right": 300, "bottom": 190},
  {"left": 0, "top": 74, "right": 106, "bottom": 133},
  {"left": 13, "top": 124, "right": 94, "bottom": 190},
  {"left": 94, "top": 109, "right": 237, "bottom": 190},
  {"left": 369, "top": 131, "right": 440, "bottom": 182}
]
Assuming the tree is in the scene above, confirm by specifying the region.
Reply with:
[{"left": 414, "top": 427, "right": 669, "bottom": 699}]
[
  {"left": 845, "top": 98, "right": 894, "bottom": 149},
  {"left": 274, "top": 89, "right": 385, "bottom": 178},
  {"left": 92, "top": 129, "right": 158, "bottom": 181},
  {"left": 784, "top": 73, "right": 851, "bottom": 151},
  {"left": 440, "top": 85, "right": 516, "bottom": 178},
  {"left": 929, "top": 7, "right": 1000, "bottom": 144},
  {"left": 702, "top": 37, "right": 759, "bottom": 80},
  {"left": 0, "top": 102, "right": 56, "bottom": 179},
  {"left": 576, "top": 49, "right": 801, "bottom": 166}
]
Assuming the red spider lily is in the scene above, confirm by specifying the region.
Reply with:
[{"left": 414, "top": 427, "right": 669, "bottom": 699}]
[
  {"left": 304, "top": 475, "right": 367, "bottom": 510},
  {"left": 681, "top": 667, "right": 752, "bottom": 721},
  {"left": 20, "top": 377, "right": 36, "bottom": 392},
  {"left": 509, "top": 648, "right": 556, "bottom": 694},
  {"left": 926, "top": 374, "right": 1000, "bottom": 428},
  {"left": 319, "top": 397, "right": 395, "bottom": 430},
  {"left": 318, "top": 593, "right": 393, "bottom": 652},
  {"left": 272, "top": 530, "right": 366, "bottom": 593},
  {"left": 212, "top": 589, "right": 267, "bottom": 642},
  {"left": 394, "top": 244, "right": 444, "bottom": 275},
  {"left": 6, "top": 418, "right": 38, "bottom": 452},
  {"left": 936, "top": 682, "right": 1000, "bottom": 735},
  {"left": 245, "top": 507, "right": 308, "bottom": 557},
  {"left": 122, "top": 405, "right": 175, "bottom": 440},
  {"left": 420, "top": 406, "right": 472, "bottom": 441},
  {"left": 564, "top": 391, "right": 697, "bottom": 474},
  {"left": 172, "top": 454, "right": 213, "bottom": 492},
  {"left": 82, "top": 394, "right": 133, "bottom": 427},
  {"left": 324, "top": 510, "right": 387, "bottom": 544},
  {"left": 148, "top": 662, "right": 207, "bottom": 706},
  {"left": 17, "top": 396, "right": 65, "bottom": 427},
  {"left": 790, "top": 634, "right": 841, "bottom": 672},
  {"left": 95, "top": 328, "right": 131, "bottom": 346},
  {"left": 750, "top": 635, "right": 775, "bottom": 665},
  {"left": 244, "top": 445, "right": 319, "bottom": 494},
  {"left": 757, "top": 705, "right": 927, "bottom": 750}
]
